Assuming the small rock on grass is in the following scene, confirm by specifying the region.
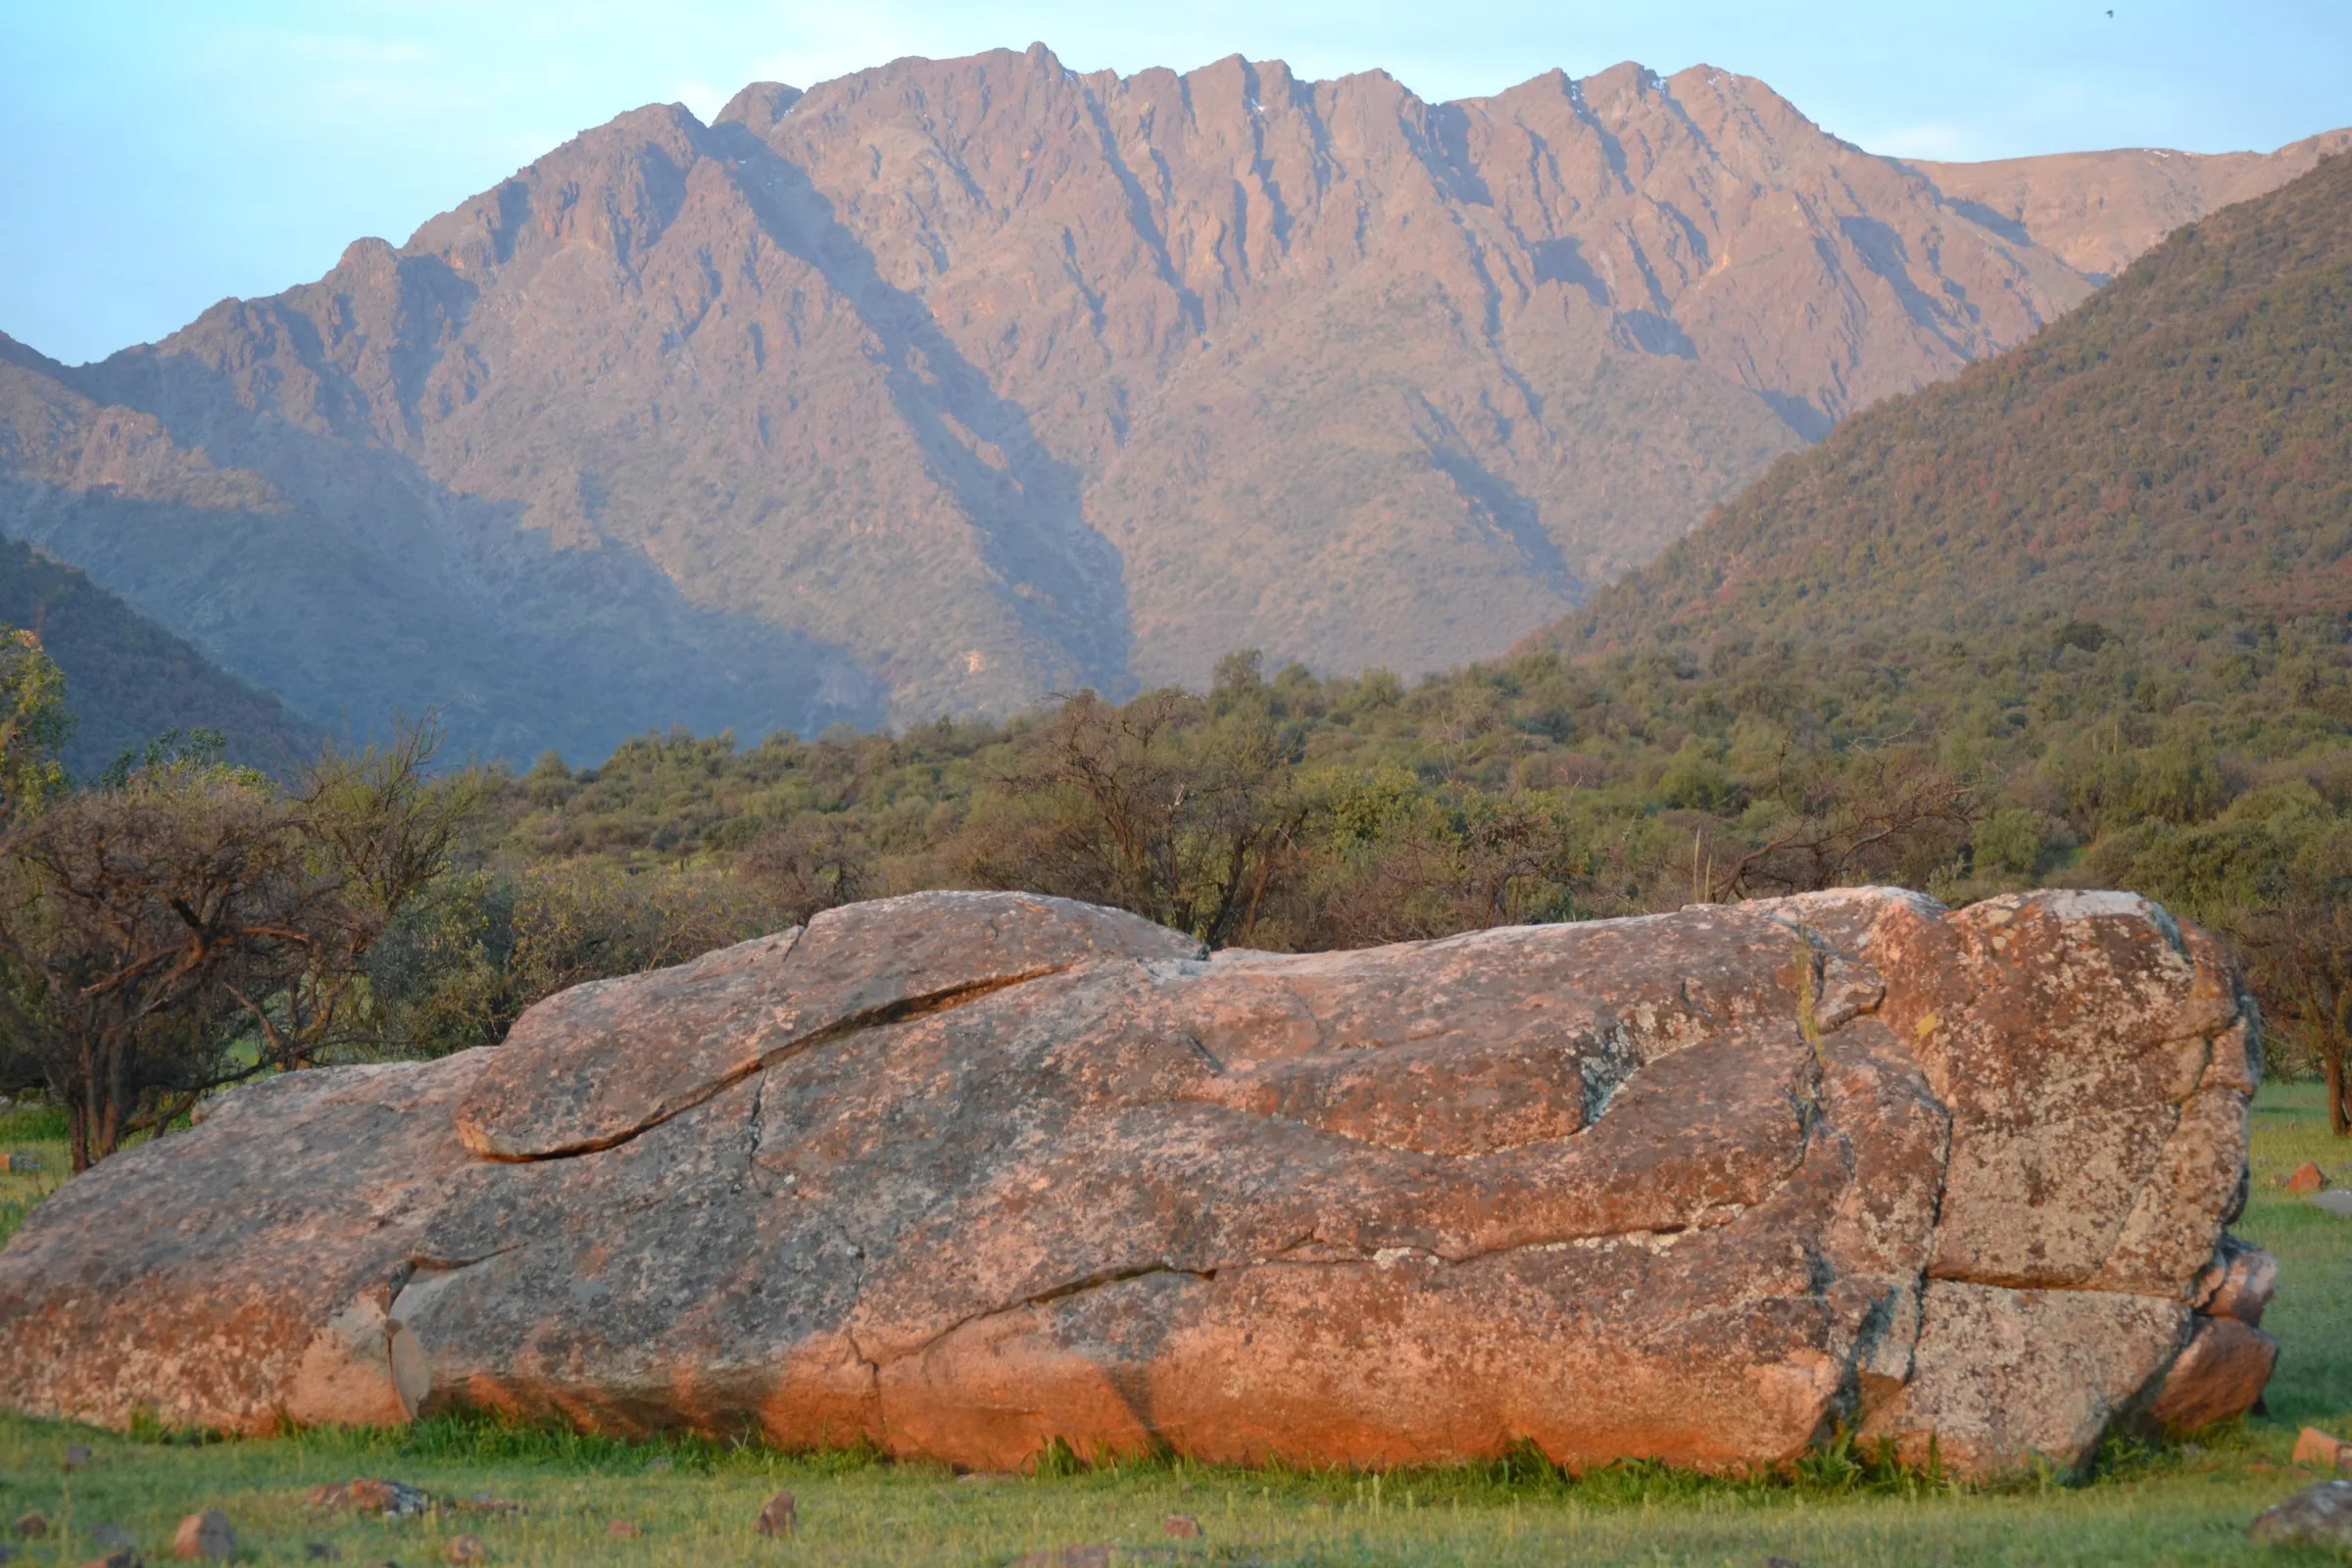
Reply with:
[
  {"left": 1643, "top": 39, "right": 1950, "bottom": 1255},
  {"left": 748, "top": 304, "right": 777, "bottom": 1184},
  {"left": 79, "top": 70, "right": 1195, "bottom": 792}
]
[
  {"left": 2312, "top": 1190, "right": 2352, "bottom": 1217},
  {"left": 1162, "top": 1514, "right": 1201, "bottom": 1539},
  {"left": 89, "top": 1524, "right": 135, "bottom": 1549},
  {"left": 2250, "top": 1480, "right": 2352, "bottom": 1547},
  {"left": 308, "top": 1479, "right": 431, "bottom": 1519},
  {"left": 171, "top": 1510, "right": 234, "bottom": 1561},
  {"left": 755, "top": 1490, "right": 796, "bottom": 1537},
  {"left": 61, "top": 1445, "right": 92, "bottom": 1471},
  {"left": 11, "top": 1513, "right": 45, "bottom": 1540},
  {"left": 457, "top": 1494, "right": 520, "bottom": 1515},
  {"left": 77, "top": 1550, "right": 139, "bottom": 1568},
  {"left": 2284, "top": 1162, "right": 2328, "bottom": 1195},
  {"left": 605, "top": 1520, "right": 640, "bottom": 1539},
  {"left": 2295, "top": 1427, "right": 2352, "bottom": 1468},
  {"left": 444, "top": 1536, "right": 486, "bottom": 1564},
  {"left": 304, "top": 1547, "right": 341, "bottom": 1562}
]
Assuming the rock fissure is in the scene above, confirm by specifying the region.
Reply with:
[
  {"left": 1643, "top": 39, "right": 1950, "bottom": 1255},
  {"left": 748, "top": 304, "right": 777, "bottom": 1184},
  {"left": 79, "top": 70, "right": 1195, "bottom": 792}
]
[
  {"left": 477, "top": 964, "right": 1076, "bottom": 1163},
  {"left": 401, "top": 1246, "right": 521, "bottom": 1276},
  {"left": 881, "top": 1262, "right": 1223, "bottom": 1368}
]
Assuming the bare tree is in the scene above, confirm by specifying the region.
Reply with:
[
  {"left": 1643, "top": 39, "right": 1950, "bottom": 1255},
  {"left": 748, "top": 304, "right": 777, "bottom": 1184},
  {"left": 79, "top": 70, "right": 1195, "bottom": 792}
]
[
  {"left": 739, "top": 812, "right": 875, "bottom": 925},
  {"left": 0, "top": 769, "right": 309, "bottom": 1167},
  {"left": 0, "top": 720, "right": 473, "bottom": 1168},
  {"left": 1714, "top": 741, "right": 1977, "bottom": 900},
  {"left": 958, "top": 690, "right": 1301, "bottom": 946}
]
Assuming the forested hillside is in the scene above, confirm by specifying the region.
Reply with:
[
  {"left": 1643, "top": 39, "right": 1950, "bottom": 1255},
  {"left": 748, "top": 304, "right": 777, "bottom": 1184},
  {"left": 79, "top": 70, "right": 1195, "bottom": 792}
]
[{"left": 1544, "top": 151, "right": 2352, "bottom": 658}]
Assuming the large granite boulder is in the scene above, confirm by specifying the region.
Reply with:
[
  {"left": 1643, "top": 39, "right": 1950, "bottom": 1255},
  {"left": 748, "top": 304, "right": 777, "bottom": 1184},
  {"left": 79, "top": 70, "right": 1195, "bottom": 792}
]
[{"left": 0, "top": 888, "right": 2275, "bottom": 1477}]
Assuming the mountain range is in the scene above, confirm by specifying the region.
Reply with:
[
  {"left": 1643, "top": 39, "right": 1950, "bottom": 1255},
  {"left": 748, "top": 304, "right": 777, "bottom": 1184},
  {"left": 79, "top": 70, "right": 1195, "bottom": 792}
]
[{"left": 2, "top": 45, "right": 2344, "bottom": 761}]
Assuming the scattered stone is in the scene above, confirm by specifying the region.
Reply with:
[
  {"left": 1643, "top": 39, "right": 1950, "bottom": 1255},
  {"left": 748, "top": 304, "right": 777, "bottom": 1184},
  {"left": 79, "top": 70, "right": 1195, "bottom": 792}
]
[
  {"left": 443, "top": 1537, "right": 484, "bottom": 1564},
  {"left": 754, "top": 1490, "right": 797, "bottom": 1538},
  {"left": 61, "top": 1445, "right": 92, "bottom": 1471},
  {"left": 2295, "top": 1427, "right": 2352, "bottom": 1469},
  {"left": 308, "top": 1479, "right": 431, "bottom": 1518},
  {"left": 11, "top": 1514, "right": 45, "bottom": 1540},
  {"left": 2248, "top": 1480, "right": 2352, "bottom": 1547},
  {"left": 641, "top": 1456, "right": 671, "bottom": 1475},
  {"left": 456, "top": 1494, "right": 519, "bottom": 1515},
  {"left": 2193, "top": 1235, "right": 2279, "bottom": 1326},
  {"left": 604, "top": 1521, "right": 639, "bottom": 1539},
  {"left": 304, "top": 1547, "right": 341, "bottom": 1562},
  {"left": 1162, "top": 1515, "right": 1201, "bottom": 1539},
  {"left": 2148, "top": 1316, "right": 2280, "bottom": 1433},
  {"left": 2310, "top": 1190, "right": 2352, "bottom": 1217},
  {"left": 170, "top": 1511, "right": 234, "bottom": 1561},
  {"left": 2284, "top": 1162, "right": 2328, "bottom": 1195}
]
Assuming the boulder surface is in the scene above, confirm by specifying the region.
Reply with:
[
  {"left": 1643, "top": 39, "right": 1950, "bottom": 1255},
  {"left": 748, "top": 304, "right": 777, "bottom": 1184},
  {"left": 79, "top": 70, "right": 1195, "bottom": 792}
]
[{"left": 0, "top": 888, "right": 2275, "bottom": 1476}]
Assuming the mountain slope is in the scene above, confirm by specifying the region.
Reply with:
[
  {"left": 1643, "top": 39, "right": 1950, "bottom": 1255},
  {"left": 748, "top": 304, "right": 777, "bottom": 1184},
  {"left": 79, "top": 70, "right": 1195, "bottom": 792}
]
[
  {"left": 5, "top": 47, "right": 2342, "bottom": 757},
  {"left": 0, "top": 331, "right": 880, "bottom": 760},
  {"left": 1914, "top": 127, "right": 2352, "bottom": 279},
  {"left": 1538, "top": 151, "right": 2352, "bottom": 658},
  {"left": 0, "top": 534, "right": 318, "bottom": 777}
]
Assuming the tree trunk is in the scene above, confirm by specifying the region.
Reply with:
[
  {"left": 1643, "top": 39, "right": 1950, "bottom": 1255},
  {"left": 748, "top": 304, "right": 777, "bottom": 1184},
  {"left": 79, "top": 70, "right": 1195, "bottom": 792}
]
[{"left": 2329, "top": 1044, "right": 2350, "bottom": 1138}]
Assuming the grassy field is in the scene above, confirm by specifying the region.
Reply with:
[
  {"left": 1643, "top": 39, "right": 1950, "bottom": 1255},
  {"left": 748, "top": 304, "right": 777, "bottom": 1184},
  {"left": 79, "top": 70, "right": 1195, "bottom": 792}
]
[{"left": 0, "top": 1088, "right": 2347, "bottom": 1566}]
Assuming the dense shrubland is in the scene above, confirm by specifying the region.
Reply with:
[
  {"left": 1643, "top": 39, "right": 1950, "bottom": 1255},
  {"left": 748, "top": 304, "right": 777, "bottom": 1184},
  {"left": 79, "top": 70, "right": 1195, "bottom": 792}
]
[
  {"left": 388, "top": 612, "right": 2352, "bottom": 1138},
  {"left": 5, "top": 594, "right": 2352, "bottom": 1166}
]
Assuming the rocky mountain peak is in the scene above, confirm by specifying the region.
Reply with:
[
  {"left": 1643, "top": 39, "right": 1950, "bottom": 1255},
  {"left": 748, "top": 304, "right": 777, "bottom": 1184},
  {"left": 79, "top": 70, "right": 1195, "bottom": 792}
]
[{"left": 2, "top": 47, "right": 2342, "bottom": 758}]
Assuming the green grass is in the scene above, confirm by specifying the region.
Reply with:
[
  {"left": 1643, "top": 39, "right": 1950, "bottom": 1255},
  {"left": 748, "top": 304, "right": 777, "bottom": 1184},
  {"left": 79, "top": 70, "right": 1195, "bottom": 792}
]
[
  {"left": 1, "top": 1088, "right": 2349, "bottom": 1566},
  {"left": 0, "top": 1101, "right": 67, "bottom": 1250}
]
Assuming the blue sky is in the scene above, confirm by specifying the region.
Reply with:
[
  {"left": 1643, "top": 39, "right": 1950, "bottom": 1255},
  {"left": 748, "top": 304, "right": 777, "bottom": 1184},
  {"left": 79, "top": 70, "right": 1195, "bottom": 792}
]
[{"left": 4, "top": 0, "right": 2346, "bottom": 366}]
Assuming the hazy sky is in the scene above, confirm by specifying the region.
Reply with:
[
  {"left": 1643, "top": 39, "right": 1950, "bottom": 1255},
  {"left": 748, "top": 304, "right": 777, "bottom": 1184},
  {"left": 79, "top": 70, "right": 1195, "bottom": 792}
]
[{"left": 4, "top": 0, "right": 2346, "bottom": 366}]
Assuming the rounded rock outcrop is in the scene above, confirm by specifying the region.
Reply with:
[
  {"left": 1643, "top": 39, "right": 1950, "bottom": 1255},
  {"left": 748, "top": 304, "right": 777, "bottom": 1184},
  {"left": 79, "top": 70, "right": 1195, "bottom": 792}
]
[{"left": 0, "top": 887, "right": 2275, "bottom": 1477}]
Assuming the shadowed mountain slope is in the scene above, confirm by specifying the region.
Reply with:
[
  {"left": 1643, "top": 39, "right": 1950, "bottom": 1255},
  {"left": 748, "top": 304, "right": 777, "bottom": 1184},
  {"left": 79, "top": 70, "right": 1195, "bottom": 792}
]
[
  {"left": 3, "top": 47, "right": 2341, "bottom": 757},
  {"left": 0, "top": 534, "right": 318, "bottom": 778},
  {"left": 1536, "top": 151, "right": 2352, "bottom": 660}
]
